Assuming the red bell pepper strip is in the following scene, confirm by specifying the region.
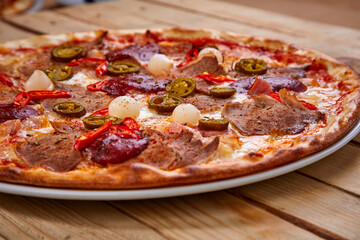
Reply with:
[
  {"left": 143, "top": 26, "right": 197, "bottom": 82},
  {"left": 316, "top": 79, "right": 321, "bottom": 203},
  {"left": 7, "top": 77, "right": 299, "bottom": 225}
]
[
  {"left": 268, "top": 92, "right": 317, "bottom": 110},
  {"left": 67, "top": 58, "right": 106, "bottom": 66},
  {"left": 122, "top": 117, "right": 139, "bottom": 130},
  {"left": 74, "top": 120, "right": 113, "bottom": 151},
  {"left": 195, "top": 74, "right": 235, "bottom": 83},
  {"left": 269, "top": 92, "right": 281, "bottom": 102},
  {"left": 28, "top": 90, "right": 72, "bottom": 100},
  {"left": 14, "top": 92, "right": 30, "bottom": 107},
  {"left": 109, "top": 124, "right": 139, "bottom": 139},
  {"left": 176, "top": 48, "right": 199, "bottom": 68},
  {"left": 96, "top": 61, "right": 108, "bottom": 75},
  {"left": 13, "top": 90, "right": 71, "bottom": 107},
  {"left": 87, "top": 80, "right": 108, "bottom": 92},
  {"left": 90, "top": 107, "right": 109, "bottom": 116},
  {"left": 0, "top": 73, "right": 13, "bottom": 87}
]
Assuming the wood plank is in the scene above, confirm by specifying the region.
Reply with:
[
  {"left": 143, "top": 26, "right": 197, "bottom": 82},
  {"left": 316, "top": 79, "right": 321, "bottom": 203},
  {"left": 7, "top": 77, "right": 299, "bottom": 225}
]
[
  {"left": 223, "top": 0, "right": 360, "bottom": 30},
  {"left": 230, "top": 172, "right": 360, "bottom": 240},
  {"left": 110, "top": 191, "right": 321, "bottom": 240},
  {"left": 0, "top": 22, "right": 35, "bottom": 42},
  {"left": 299, "top": 144, "right": 360, "bottom": 195},
  {"left": 55, "top": 3, "right": 172, "bottom": 29},
  {"left": 55, "top": 0, "right": 360, "bottom": 58},
  {"left": 151, "top": 0, "right": 360, "bottom": 49},
  {"left": 3, "top": 10, "right": 103, "bottom": 34},
  {"left": 0, "top": 193, "right": 167, "bottom": 240}
]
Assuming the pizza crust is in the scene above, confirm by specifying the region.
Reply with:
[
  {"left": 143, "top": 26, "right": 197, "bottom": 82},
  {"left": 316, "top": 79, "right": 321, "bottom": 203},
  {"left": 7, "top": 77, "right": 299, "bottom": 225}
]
[{"left": 0, "top": 28, "right": 359, "bottom": 189}]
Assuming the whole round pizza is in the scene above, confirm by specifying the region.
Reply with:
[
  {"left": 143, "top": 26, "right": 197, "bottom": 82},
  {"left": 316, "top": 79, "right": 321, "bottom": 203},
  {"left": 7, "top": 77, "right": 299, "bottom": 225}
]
[{"left": 0, "top": 28, "right": 359, "bottom": 189}]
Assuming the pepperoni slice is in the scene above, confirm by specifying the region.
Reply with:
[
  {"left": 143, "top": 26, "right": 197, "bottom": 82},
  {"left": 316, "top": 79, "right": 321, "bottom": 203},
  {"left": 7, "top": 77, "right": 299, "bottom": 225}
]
[{"left": 83, "top": 132, "right": 149, "bottom": 164}]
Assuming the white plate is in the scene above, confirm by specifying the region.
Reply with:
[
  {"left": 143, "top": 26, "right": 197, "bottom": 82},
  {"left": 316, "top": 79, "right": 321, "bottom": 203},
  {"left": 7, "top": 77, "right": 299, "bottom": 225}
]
[{"left": 1, "top": 120, "right": 360, "bottom": 200}]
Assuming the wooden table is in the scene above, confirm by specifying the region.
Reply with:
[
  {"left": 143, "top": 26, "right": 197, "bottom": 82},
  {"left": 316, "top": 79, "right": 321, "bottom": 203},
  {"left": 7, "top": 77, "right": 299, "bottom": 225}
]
[{"left": 1, "top": 0, "right": 359, "bottom": 239}]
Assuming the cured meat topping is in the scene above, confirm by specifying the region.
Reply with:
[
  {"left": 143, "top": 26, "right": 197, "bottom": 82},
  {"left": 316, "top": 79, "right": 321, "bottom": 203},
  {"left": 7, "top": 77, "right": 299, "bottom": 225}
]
[
  {"left": 137, "top": 129, "right": 219, "bottom": 170},
  {"left": 101, "top": 74, "right": 171, "bottom": 96},
  {"left": 83, "top": 132, "right": 149, "bottom": 164},
  {"left": 223, "top": 89, "right": 324, "bottom": 135},
  {"left": 230, "top": 76, "right": 307, "bottom": 94},
  {"left": 174, "top": 55, "right": 225, "bottom": 77},
  {"left": 16, "top": 131, "right": 83, "bottom": 172},
  {"left": 0, "top": 104, "right": 39, "bottom": 124},
  {"left": 106, "top": 42, "right": 160, "bottom": 62}
]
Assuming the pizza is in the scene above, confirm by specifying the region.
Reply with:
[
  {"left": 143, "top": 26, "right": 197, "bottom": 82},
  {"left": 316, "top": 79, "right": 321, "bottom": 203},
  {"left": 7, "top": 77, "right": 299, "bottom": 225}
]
[
  {"left": 0, "top": 28, "right": 359, "bottom": 189},
  {"left": 0, "top": 0, "right": 34, "bottom": 16}
]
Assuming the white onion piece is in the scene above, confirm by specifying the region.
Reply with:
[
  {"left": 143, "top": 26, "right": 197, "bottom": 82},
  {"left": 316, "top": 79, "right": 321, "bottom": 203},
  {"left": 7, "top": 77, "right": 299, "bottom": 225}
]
[
  {"left": 108, "top": 96, "right": 140, "bottom": 119},
  {"left": 147, "top": 54, "right": 173, "bottom": 77},
  {"left": 172, "top": 104, "right": 201, "bottom": 126},
  {"left": 198, "top": 47, "right": 223, "bottom": 63},
  {"left": 24, "top": 70, "right": 54, "bottom": 91}
]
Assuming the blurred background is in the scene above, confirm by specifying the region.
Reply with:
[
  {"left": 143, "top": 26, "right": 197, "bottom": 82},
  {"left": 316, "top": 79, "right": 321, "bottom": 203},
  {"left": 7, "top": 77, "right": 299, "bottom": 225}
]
[{"left": 1, "top": 0, "right": 359, "bottom": 29}]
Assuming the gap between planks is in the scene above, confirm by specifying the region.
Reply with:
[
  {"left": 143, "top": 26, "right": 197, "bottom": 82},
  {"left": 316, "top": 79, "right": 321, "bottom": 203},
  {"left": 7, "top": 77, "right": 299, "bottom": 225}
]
[{"left": 228, "top": 192, "right": 347, "bottom": 240}]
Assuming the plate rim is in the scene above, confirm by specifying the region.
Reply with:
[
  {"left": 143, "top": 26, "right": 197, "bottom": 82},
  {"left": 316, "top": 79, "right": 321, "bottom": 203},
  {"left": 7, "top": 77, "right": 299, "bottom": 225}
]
[{"left": 1, "top": 119, "right": 359, "bottom": 200}]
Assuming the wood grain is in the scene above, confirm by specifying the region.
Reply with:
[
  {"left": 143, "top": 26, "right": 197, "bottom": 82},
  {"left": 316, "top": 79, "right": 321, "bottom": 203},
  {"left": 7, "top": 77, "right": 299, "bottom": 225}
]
[
  {"left": 0, "top": 193, "right": 167, "bottom": 240},
  {"left": 0, "top": 22, "right": 35, "bottom": 42},
  {"left": 3, "top": 10, "right": 103, "bottom": 34},
  {"left": 110, "top": 191, "right": 321, "bottom": 240},
  {"left": 230, "top": 172, "right": 360, "bottom": 240},
  {"left": 151, "top": 0, "right": 360, "bottom": 49},
  {"left": 298, "top": 144, "right": 360, "bottom": 195},
  {"left": 63, "top": 0, "right": 360, "bottom": 58}
]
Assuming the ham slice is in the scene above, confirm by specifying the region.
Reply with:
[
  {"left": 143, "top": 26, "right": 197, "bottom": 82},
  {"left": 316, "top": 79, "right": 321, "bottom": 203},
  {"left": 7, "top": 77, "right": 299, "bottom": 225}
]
[
  {"left": 248, "top": 77, "right": 273, "bottom": 96},
  {"left": 223, "top": 89, "right": 324, "bottom": 135}
]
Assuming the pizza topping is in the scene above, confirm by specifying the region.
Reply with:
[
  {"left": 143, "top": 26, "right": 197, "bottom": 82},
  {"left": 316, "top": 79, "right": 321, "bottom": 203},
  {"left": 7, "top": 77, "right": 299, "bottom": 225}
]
[
  {"left": 198, "top": 47, "right": 223, "bottom": 64},
  {"left": 166, "top": 77, "right": 196, "bottom": 98},
  {"left": 13, "top": 90, "right": 72, "bottom": 107},
  {"left": 0, "top": 104, "right": 39, "bottom": 124},
  {"left": 90, "top": 74, "right": 170, "bottom": 96},
  {"left": 186, "top": 94, "right": 233, "bottom": 111},
  {"left": 138, "top": 129, "right": 219, "bottom": 170},
  {"left": 45, "top": 65, "right": 73, "bottom": 82},
  {"left": 0, "top": 85, "right": 18, "bottom": 105},
  {"left": 67, "top": 57, "right": 106, "bottom": 66},
  {"left": 107, "top": 61, "right": 140, "bottom": 75},
  {"left": 147, "top": 54, "right": 173, "bottom": 77},
  {"left": 90, "top": 107, "right": 109, "bottom": 116},
  {"left": 24, "top": 70, "right": 55, "bottom": 91},
  {"left": 230, "top": 76, "right": 307, "bottom": 93},
  {"left": 176, "top": 55, "right": 225, "bottom": 77},
  {"left": 267, "top": 66, "right": 306, "bottom": 79},
  {"left": 176, "top": 48, "right": 199, "bottom": 68},
  {"left": 13, "top": 92, "right": 30, "bottom": 107},
  {"left": 83, "top": 132, "right": 149, "bottom": 164},
  {"left": 74, "top": 120, "right": 113, "bottom": 151},
  {"left": 209, "top": 87, "right": 236, "bottom": 98},
  {"left": 82, "top": 115, "right": 122, "bottom": 130},
  {"left": 105, "top": 42, "right": 160, "bottom": 62},
  {"left": 51, "top": 45, "right": 84, "bottom": 62},
  {"left": 198, "top": 118, "right": 229, "bottom": 131},
  {"left": 149, "top": 95, "right": 185, "bottom": 112},
  {"left": 269, "top": 92, "right": 318, "bottom": 110},
  {"left": 52, "top": 102, "right": 86, "bottom": 118},
  {"left": 247, "top": 77, "right": 273, "bottom": 96},
  {"left": 16, "top": 132, "right": 83, "bottom": 172},
  {"left": 172, "top": 103, "right": 201, "bottom": 126},
  {"left": 108, "top": 96, "right": 140, "bottom": 119},
  {"left": 196, "top": 74, "right": 236, "bottom": 83},
  {"left": 0, "top": 73, "right": 13, "bottom": 87},
  {"left": 222, "top": 89, "right": 324, "bottom": 135},
  {"left": 235, "top": 58, "right": 268, "bottom": 75}
]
